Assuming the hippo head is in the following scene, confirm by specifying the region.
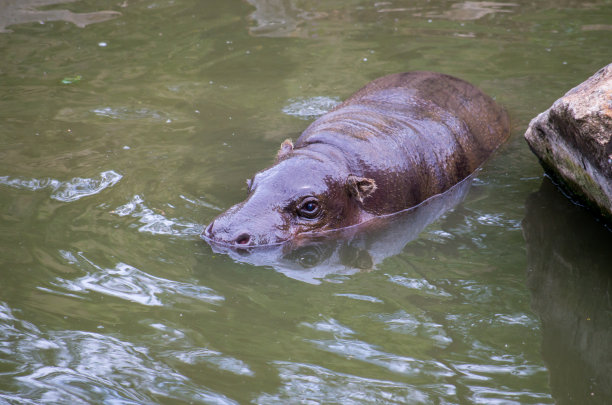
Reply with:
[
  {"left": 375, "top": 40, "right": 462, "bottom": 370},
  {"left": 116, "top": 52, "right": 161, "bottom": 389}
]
[{"left": 202, "top": 140, "right": 377, "bottom": 246}]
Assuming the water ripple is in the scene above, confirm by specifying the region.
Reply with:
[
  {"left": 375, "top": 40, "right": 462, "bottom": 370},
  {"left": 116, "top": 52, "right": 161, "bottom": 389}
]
[
  {"left": 173, "top": 349, "right": 254, "bottom": 376},
  {"left": 256, "top": 361, "right": 454, "bottom": 404},
  {"left": 301, "top": 318, "right": 355, "bottom": 338},
  {"left": 454, "top": 280, "right": 518, "bottom": 304},
  {"left": 333, "top": 293, "right": 384, "bottom": 303},
  {"left": 386, "top": 274, "right": 453, "bottom": 298},
  {"left": 466, "top": 386, "right": 552, "bottom": 404},
  {"left": 112, "top": 195, "right": 203, "bottom": 236},
  {"left": 144, "top": 322, "right": 255, "bottom": 377},
  {"left": 91, "top": 106, "right": 167, "bottom": 121},
  {"left": 309, "top": 338, "right": 454, "bottom": 378},
  {"left": 0, "top": 302, "right": 237, "bottom": 404},
  {"left": 44, "top": 251, "right": 224, "bottom": 306},
  {"left": 475, "top": 213, "right": 522, "bottom": 229},
  {"left": 179, "top": 194, "right": 223, "bottom": 212},
  {"left": 282, "top": 96, "right": 341, "bottom": 119},
  {"left": 0, "top": 171, "right": 122, "bottom": 202},
  {"left": 376, "top": 310, "right": 453, "bottom": 348},
  {"left": 455, "top": 362, "right": 548, "bottom": 379}
]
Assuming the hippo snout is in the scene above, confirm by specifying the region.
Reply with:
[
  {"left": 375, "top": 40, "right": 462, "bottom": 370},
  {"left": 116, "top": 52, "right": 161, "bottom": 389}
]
[{"left": 202, "top": 219, "right": 254, "bottom": 246}]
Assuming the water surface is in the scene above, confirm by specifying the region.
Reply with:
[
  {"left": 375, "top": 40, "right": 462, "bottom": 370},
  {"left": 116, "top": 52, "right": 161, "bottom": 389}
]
[{"left": 1, "top": 0, "right": 611, "bottom": 403}]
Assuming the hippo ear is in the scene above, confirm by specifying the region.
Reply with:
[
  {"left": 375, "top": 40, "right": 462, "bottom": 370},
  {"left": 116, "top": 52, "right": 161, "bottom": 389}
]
[
  {"left": 276, "top": 139, "right": 294, "bottom": 162},
  {"left": 347, "top": 175, "right": 377, "bottom": 203}
]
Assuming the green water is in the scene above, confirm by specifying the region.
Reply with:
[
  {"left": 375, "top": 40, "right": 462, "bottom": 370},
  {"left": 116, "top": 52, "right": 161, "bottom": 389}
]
[{"left": 1, "top": 0, "right": 611, "bottom": 403}]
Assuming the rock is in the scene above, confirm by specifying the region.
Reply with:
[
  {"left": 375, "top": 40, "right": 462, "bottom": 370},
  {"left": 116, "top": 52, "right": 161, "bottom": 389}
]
[{"left": 524, "top": 63, "right": 612, "bottom": 222}]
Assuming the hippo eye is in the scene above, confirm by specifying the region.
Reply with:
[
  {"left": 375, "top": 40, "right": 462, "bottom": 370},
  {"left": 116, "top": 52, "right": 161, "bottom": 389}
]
[{"left": 296, "top": 197, "right": 321, "bottom": 219}]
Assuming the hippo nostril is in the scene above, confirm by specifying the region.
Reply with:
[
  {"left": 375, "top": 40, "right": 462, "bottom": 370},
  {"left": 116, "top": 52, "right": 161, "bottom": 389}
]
[
  {"left": 235, "top": 233, "right": 251, "bottom": 245},
  {"left": 236, "top": 233, "right": 250, "bottom": 245}
]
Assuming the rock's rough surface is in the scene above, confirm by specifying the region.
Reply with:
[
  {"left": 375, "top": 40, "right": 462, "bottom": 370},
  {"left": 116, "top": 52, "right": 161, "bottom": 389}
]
[{"left": 524, "top": 63, "right": 612, "bottom": 222}]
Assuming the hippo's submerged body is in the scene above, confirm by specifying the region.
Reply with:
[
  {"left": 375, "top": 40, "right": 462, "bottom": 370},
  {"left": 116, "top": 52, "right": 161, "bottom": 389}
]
[{"left": 203, "top": 72, "right": 510, "bottom": 246}]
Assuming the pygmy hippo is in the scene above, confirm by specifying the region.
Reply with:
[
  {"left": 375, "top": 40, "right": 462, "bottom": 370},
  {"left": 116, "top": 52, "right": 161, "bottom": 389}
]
[{"left": 203, "top": 71, "right": 510, "bottom": 246}]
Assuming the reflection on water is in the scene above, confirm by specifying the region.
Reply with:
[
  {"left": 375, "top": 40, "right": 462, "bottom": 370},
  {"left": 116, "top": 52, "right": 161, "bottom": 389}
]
[
  {"left": 245, "top": 0, "right": 519, "bottom": 38},
  {"left": 246, "top": 0, "right": 327, "bottom": 37},
  {"left": 523, "top": 178, "right": 612, "bottom": 404},
  {"left": 0, "top": 0, "right": 121, "bottom": 33},
  {"left": 206, "top": 174, "right": 474, "bottom": 284},
  {"left": 415, "top": 1, "right": 518, "bottom": 21},
  {"left": 91, "top": 106, "right": 168, "bottom": 121}
]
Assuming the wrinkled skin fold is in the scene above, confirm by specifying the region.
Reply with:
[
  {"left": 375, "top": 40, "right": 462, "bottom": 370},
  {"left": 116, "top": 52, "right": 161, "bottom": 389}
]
[{"left": 203, "top": 71, "right": 510, "bottom": 247}]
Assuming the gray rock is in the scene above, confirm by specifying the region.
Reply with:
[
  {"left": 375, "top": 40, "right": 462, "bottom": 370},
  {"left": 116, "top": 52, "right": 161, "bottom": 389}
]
[{"left": 524, "top": 63, "right": 612, "bottom": 222}]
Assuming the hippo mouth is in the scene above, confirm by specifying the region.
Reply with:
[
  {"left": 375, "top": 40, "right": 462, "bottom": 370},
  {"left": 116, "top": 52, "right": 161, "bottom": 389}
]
[
  {"left": 201, "top": 217, "right": 371, "bottom": 250},
  {"left": 201, "top": 226, "right": 343, "bottom": 269},
  {"left": 200, "top": 221, "right": 344, "bottom": 250},
  {"left": 200, "top": 222, "right": 289, "bottom": 248},
  {"left": 201, "top": 234, "right": 287, "bottom": 249}
]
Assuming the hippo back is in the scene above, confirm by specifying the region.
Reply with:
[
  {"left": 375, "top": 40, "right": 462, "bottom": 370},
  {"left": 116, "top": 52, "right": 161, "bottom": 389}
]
[{"left": 294, "top": 72, "right": 509, "bottom": 215}]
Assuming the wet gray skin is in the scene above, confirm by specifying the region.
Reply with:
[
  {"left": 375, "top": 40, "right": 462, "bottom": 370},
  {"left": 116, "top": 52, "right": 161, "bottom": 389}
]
[
  {"left": 203, "top": 71, "right": 510, "bottom": 246},
  {"left": 204, "top": 150, "right": 369, "bottom": 246}
]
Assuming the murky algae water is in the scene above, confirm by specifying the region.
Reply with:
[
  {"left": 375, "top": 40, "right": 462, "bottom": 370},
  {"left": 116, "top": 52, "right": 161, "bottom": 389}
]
[{"left": 1, "top": 0, "right": 611, "bottom": 403}]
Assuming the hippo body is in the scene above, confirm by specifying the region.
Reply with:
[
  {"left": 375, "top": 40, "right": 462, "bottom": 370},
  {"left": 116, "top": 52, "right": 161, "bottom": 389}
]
[{"left": 203, "top": 72, "right": 509, "bottom": 246}]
